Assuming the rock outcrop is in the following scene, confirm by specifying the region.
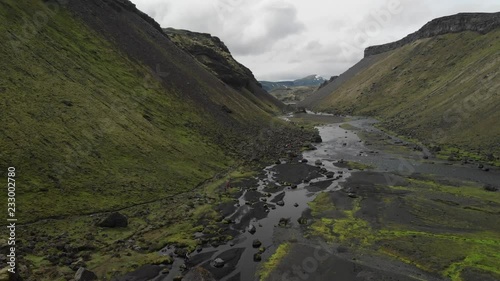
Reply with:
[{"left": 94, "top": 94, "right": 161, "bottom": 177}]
[
  {"left": 97, "top": 212, "right": 128, "bottom": 228},
  {"left": 365, "top": 12, "right": 500, "bottom": 57},
  {"left": 164, "top": 28, "right": 256, "bottom": 90}
]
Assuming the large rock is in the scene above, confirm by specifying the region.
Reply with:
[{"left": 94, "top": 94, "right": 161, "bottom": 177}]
[
  {"left": 212, "top": 258, "right": 225, "bottom": 268},
  {"left": 75, "top": 267, "right": 98, "bottom": 281},
  {"left": 252, "top": 239, "right": 262, "bottom": 248},
  {"left": 97, "top": 212, "right": 128, "bottom": 228},
  {"left": 248, "top": 224, "right": 256, "bottom": 234}
]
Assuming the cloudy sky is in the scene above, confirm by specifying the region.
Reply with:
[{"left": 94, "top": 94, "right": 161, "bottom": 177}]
[{"left": 132, "top": 0, "right": 499, "bottom": 81}]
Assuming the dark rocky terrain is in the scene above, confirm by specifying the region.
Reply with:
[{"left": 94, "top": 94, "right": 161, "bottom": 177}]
[{"left": 1, "top": 2, "right": 499, "bottom": 281}]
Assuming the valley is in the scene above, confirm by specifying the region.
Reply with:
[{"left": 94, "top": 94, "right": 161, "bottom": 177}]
[{"left": 0, "top": 1, "right": 499, "bottom": 281}]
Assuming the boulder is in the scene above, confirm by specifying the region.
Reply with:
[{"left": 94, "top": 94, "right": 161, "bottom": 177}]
[
  {"left": 212, "top": 258, "right": 225, "bottom": 268},
  {"left": 253, "top": 253, "right": 262, "bottom": 262},
  {"left": 484, "top": 184, "right": 498, "bottom": 192},
  {"left": 252, "top": 239, "right": 262, "bottom": 248},
  {"left": 97, "top": 212, "right": 128, "bottom": 228},
  {"left": 75, "top": 267, "right": 98, "bottom": 281},
  {"left": 312, "top": 135, "right": 323, "bottom": 143},
  {"left": 248, "top": 224, "right": 256, "bottom": 234}
]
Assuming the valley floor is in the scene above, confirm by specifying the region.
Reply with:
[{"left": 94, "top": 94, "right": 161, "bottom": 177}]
[{"left": 6, "top": 114, "right": 500, "bottom": 281}]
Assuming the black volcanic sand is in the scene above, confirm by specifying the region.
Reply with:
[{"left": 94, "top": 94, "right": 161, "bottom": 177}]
[
  {"left": 264, "top": 242, "right": 443, "bottom": 281},
  {"left": 272, "top": 163, "right": 323, "bottom": 184}
]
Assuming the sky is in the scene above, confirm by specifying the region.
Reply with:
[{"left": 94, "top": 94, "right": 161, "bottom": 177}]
[{"left": 131, "top": 0, "right": 500, "bottom": 81}]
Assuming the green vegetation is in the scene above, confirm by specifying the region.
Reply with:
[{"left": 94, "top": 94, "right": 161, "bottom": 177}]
[
  {"left": 306, "top": 175, "right": 500, "bottom": 281},
  {"left": 310, "top": 30, "right": 500, "bottom": 157},
  {"left": 0, "top": 1, "right": 303, "bottom": 280},
  {"left": 259, "top": 242, "right": 291, "bottom": 281}
]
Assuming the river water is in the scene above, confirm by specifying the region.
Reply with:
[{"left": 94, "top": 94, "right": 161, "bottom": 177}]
[{"left": 116, "top": 116, "right": 500, "bottom": 281}]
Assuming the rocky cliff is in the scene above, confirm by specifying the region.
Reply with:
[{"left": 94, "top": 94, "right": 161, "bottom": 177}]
[
  {"left": 164, "top": 28, "right": 257, "bottom": 90},
  {"left": 365, "top": 12, "right": 500, "bottom": 57}
]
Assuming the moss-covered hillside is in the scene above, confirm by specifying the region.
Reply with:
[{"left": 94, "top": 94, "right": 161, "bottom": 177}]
[
  {"left": 302, "top": 20, "right": 500, "bottom": 159},
  {"left": 0, "top": 1, "right": 318, "bottom": 279}
]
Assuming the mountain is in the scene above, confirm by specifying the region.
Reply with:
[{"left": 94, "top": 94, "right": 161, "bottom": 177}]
[
  {"left": 260, "top": 74, "right": 326, "bottom": 92},
  {"left": 163, "top": 28, "right": 281, "bottom": 110},
  {"left": 301, "top": 12, "right": 500, "bottom": 159},
  {"left": 0, "top": 0, "right": 317, "bottom": 279}
]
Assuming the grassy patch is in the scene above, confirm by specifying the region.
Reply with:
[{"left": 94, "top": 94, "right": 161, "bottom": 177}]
[
  {"left": 259, "top": 242, "right": 291, "bottom": 281},
  {"left": 306, "top": 175, "right": 500, "bottom": 280}
]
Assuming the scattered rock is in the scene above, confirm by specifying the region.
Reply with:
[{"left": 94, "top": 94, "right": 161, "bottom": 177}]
[
  {"left": 297, "top": 217, "right": 308, "bottom": 225},
  {"left": 248, "top": 224, "right": 256, "bottom": 234},
  {"left": 252, "top": 239, "right": 262, "bottom": 248},
  {"left": 75, "top": 267, "right": 97, "bottom": 281},
  {"left": 484, "top": 184, "right": 498, "bottom": 192},
  {"left": 253, "top": 253, "right": 262, "bottom": 262},
  {"left": 61, "top": 100, "right": 73, "bottom": 107},
  {"left": 212, "top": 258, "right": 225, "bottom": 268},
  {"left": 279, "top": 217, "right": 291, "bottom": 227},
  {"left": 276, "top": 201, "right": 285, "bottom": 206},
  {"left": 348, "top": 193, "right": 358, "bottom": 199},
  {"left": 97, "top": 212, "right": 128, "bottom": 228},
  {"left": 174, "top": 248, "right": 188, "bottom": 258},
  {"left": 221, "top": 105, "right": 232, "bottom": 113},
  {"left": 294, "top": 203, "right": 299, "bottom": 207},
  {"left": 312, "top": 134, "right": 323, "bottom": 143},
  {"left": 315, "top": 159, "right": 322, "bottom": 166}
]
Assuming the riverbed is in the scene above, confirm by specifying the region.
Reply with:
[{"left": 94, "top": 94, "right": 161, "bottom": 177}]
[{"left": 116, "top": 114, "right": 500, "bottom": 281}]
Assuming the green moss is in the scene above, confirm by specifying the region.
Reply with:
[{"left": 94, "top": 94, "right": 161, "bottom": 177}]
[
  {"left": 307, "top": 175, "right": 500, "bottom": 280},
  {"left": 259, "top": 242, "right": 291, "bottom": 281},
  {"left": 314, "top": 29, "right": 500, "bottom": 156}
]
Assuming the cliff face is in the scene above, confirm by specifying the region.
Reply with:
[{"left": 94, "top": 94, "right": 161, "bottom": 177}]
[
  {"left": 164, "top": 28, "right": 257, "bottom": 90},
  {"left": 365, "top": 12, "right": 500, "bottom": 57},
  {"left": 163, "top": 28, "right": 284, "bottom": 109}
]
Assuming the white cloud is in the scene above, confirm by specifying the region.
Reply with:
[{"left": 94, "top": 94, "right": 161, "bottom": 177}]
[{"left": 131, "top": 0, "right": 500, "bottom": 80}]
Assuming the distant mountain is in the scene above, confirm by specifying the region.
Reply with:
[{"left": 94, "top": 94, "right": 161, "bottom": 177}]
[{"left": 260, "top": 75, "right": 326, "bottom": 91}]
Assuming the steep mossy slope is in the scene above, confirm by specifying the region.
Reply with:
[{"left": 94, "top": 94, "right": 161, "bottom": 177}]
[
  {"left": 0, "top": 0, "right": 284, "bottom": 224},
  {"left": 304, "top": 28, "right": 500, "bottom": 158},
  {"left": 0, "top": 0, "right": 316, "bottom": 279}
]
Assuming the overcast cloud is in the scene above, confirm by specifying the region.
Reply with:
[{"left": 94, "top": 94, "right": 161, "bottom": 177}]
[{"left": 132, "top": 0, "right": 500, "bottom": 81}]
